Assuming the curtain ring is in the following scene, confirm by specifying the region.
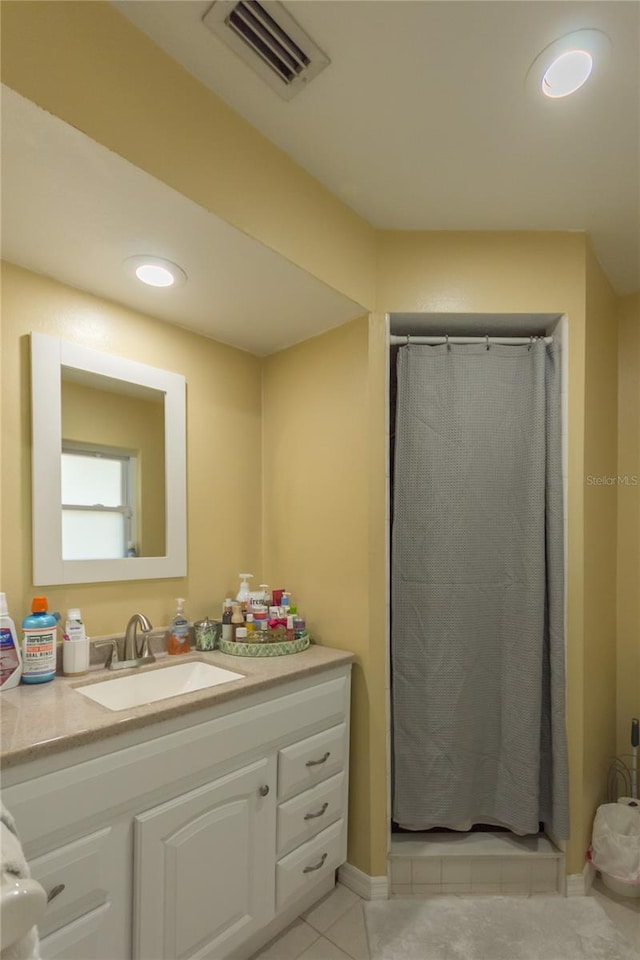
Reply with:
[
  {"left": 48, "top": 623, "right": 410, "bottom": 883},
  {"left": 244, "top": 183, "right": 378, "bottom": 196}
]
[
  {"left": 485, "top": 335, "right": 490, "bottom": 351},
  {"left": 406, "top": 334, "right": 411, "bottom": 347},
  {"left": 445, "top": 334, "right": 451, "bottom": 352},
  {"left": 528, "top": 336, "right": 534, "bottom": 351}
]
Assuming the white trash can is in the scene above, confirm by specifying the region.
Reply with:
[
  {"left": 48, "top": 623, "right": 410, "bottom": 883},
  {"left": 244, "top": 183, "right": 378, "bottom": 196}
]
[{"left": 590, "top": 801, "right": 640, "bottom": 898}]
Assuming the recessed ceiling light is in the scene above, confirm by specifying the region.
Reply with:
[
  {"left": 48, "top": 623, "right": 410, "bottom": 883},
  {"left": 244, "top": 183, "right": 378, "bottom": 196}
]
[
  {"left": 123, "top": 255, "right": 187, "bottom": 288},
  {"left": 526, "top": 29, "right": 610, "bottom": 100},
  {"left": 542, "top": 49, "right": 593, "bottom": 98}
]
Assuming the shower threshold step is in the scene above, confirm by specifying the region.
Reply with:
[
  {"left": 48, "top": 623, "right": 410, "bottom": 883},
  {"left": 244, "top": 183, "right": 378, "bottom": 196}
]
[
  {"left": 388, "top": 831, "right": 564, "bottom": 896},
  {"left": 390, "top": 830, "right": 561, "bottom": 858}
]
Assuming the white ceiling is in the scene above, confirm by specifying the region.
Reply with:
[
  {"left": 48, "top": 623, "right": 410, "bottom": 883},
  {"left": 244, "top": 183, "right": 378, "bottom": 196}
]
[
  {"left": 0, "top": 86, "right": 363, "bottom": 356},
  {"left": 115, "top": 0, "right": 640, "bottom": 295}
]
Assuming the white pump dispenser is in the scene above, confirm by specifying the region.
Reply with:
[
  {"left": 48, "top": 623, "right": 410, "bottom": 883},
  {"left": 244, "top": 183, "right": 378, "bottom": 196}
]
[{"left": 236, "top": 574, "right": 253, "bottom": 605}]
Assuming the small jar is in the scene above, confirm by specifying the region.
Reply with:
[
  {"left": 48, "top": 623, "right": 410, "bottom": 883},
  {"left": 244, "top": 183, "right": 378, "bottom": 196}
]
[
  {"left": 195, "top": 617, "right": 217, "bottom": 651},
  {"left": 235, "top": 627, "right": 248, "bottom": 643}
]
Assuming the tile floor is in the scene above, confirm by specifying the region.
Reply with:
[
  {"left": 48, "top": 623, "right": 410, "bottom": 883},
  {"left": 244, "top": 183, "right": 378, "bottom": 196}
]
[{"left": 252, "top": 877, "right": 640, "bottom": 960}]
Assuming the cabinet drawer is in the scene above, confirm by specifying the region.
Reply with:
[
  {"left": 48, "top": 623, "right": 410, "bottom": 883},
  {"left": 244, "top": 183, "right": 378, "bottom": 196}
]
[
  {"left": 277, "top": 772, "right": 345, "bottom": 858},
  {"left": 278, "top": 723, "right": 347, "bottom": 800},
  {"left": 39, "top": 903, "right": 110, "bottom": 960},
  {"left": 276, "top": 819, "right": 346, "bottom": 911},
  {"left": 29, "top": 828, "right": 112, "bottom": 938}
]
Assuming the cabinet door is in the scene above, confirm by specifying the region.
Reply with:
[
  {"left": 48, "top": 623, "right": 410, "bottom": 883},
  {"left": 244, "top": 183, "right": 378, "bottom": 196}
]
[{"left": 134, "top": 757, "right": 276, "bottom": 960}]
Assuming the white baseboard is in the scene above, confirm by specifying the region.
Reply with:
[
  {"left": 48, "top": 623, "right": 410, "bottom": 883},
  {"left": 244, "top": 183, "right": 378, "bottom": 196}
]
[
  {"left": 338, "top": 862, "right": 389, "bottom": 900},
  {"left": 566, "top": 860, "right": 595, "bottom": 896}
]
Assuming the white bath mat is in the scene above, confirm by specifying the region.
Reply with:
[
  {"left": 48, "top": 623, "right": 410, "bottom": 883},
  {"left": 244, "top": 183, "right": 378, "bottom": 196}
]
[{"left": 364, "top": 897, "right": 638, "bottom": 960}]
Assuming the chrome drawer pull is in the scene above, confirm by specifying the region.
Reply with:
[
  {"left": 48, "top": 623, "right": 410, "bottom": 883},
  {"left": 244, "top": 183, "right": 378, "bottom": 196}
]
[
  {"left": 47, "top": 883, "right": 66, "bottom": 903},
  {"left": 305, "top": 751, "right": 330, "bottom": 768},
  {"left": 303, "top": 853, "right": 327, "bottom": 874},
  {"left": 304, "top": 802, "right": 329, "bottom": 821}
]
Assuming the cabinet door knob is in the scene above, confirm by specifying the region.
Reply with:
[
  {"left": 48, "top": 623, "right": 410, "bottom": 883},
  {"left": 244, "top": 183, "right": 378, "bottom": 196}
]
[
  {"left": 305, "top": 751, "right": 330, "bottom": 768},
  {"left": 304, "top": 802, "right": 329, "bottom": 821},
  {"left": 259, "top": 784, "right": 270, "bottom": 797},
  {"left": 47, "top": 883, "right": 66, "bottom": 903},
  {"left": 303, "top": 852, "right": 328, "bottom": 874}
]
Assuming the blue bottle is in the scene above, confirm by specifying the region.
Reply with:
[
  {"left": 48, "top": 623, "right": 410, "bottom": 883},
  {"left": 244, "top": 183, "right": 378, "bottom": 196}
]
[{"left": 22, "top": 596, "right": 57, "bottom": 683}]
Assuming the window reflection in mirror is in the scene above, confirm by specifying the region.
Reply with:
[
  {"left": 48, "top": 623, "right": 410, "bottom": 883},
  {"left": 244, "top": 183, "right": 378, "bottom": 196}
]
[{"left": 60, "top": 368, "right": 166, "bottom": 560}]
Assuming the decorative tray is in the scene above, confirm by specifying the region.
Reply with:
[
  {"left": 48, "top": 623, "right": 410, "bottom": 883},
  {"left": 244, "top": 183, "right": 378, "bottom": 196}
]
[{"left": 218, "top": 633, "right": 310, "bottom": 658}]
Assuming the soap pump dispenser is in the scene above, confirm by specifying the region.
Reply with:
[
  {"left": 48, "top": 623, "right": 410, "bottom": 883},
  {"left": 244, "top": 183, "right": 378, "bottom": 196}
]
[
  {"left": 236, "top": 574, "right": 253, "bottom": 609},
  {"left": 166, "top": 598, "right": 190, "bottom": 656}
]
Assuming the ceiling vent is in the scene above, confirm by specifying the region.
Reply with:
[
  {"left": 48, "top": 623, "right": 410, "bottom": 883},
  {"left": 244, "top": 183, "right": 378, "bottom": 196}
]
[{"left": 202, "top": 0, "right": 330, "bottom": 100}]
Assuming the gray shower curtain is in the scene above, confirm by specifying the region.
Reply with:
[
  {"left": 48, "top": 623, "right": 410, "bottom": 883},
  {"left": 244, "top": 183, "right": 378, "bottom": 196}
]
[{"left": 391, "top": 341, "right": 569, "bottom": 838}]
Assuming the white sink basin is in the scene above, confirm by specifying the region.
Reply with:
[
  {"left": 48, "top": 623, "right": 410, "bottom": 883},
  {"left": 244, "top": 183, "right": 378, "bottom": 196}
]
[{"left": 75, "top": 661, "right": 245, "bottom": 711}]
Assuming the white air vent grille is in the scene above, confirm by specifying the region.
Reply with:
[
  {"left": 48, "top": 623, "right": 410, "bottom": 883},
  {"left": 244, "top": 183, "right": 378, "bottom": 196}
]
[{"left": 203, "top": 0, "right": 330, "bottom": 100}]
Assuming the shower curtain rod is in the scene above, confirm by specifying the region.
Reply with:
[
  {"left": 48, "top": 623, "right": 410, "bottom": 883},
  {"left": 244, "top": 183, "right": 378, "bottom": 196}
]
[{"left": 390, "top": 335, "right": 552, "bottom": 345}]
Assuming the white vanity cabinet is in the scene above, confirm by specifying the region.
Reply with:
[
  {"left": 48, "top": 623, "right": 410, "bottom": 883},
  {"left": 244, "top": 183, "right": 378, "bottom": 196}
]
[{"left": 2, "top": 664, "right": 351, "bottom": 960}]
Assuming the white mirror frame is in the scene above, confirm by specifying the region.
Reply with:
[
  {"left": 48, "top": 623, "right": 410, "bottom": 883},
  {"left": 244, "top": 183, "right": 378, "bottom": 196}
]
[{"left": 31, "top": 332, "right": 187, "bottom": 585}]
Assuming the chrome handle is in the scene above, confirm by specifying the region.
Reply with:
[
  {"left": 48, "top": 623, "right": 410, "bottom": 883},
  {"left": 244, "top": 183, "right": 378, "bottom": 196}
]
[
  {"left": 259, "top": 785, "right": 270, "bottom": 797},
  {"left": 305, "top": 751, "right": 330, "bottom": 768},
  {"left": 47, "top": 883, "right": 65, "bottom": 903},
  {"left": 138, "top": 631, "right": 153, "bottom": 659},
  {"left": 95, "top": 639, "right": 118, "bottom": 668},
  {"left": 303, "top": 853, "right": 327, "bottom": 874},
  {"left": 304, "top": 802, "right": 329, "bottom": 821}
]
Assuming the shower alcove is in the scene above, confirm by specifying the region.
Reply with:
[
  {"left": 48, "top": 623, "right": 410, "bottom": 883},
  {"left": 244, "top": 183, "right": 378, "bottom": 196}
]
[{"left": 385, "top": 312, "right": 569, "bottom": 897}]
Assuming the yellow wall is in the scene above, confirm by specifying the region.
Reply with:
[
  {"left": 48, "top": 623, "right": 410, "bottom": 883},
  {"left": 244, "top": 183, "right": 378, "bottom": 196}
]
[
  {"left": 262, "top": 313, "right": 389, "bottom": 876},
  {"left": 0, "top": 0, "right": 376, "bottom": 310},
  {"left": 262, "top": 317, "right": 377, "bottom": 871},
  {"left": 0, "top": 261, "right": 262, "bottom": 635},
  {"left": 582, "top": 247, "right": 618, "bottom": 858},
  {"left": 62, "top": 381, "right": 166, "bottom": 557},
  {"left": 617, "top": 292, "right": 640, "bottom": 755}
]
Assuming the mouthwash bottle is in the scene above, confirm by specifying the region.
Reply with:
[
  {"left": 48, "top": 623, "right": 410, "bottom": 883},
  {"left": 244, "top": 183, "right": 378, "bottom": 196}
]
[{"left": 22, "top": 596, "right": 57, "bottom": 683}]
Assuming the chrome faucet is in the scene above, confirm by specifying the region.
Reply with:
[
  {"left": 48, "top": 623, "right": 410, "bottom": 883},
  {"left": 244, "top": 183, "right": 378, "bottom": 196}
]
[
  {"left": 124, "top": 613, "right": 153, "bottom": 661},
  {"left": 96, "top": 613, "right": 155, "bottom": 670}
]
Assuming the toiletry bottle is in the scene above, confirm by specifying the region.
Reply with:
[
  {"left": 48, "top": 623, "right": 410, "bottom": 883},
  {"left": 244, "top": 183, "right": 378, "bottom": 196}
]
[
  {"left": 221, "top": 599, "right": 233, "bottom": 643},
  {"left": 0, "top": 593, "right": 22, "bottom": 690},
  {"left": 166, "top": 598, "right": 190, "bottom": 655},
  {"left": 246, "top": 613, "right": 255, "bottom": 634},
  {"left": 231, "top": 603, "right": 244, "bottom": 641},
  {"left": 236, "top": 574, "right": 253, "bottom": 612},
  {"left": 64, "top": 608, "right": 86, "bottom": 642},
  {"left": 63, "top": 608, "right": 90, "bottom": 677},
  {"left": 235, "top": 627, "right": 248, "bottom": 643},
  {"left": 281, "top": 590, "right": 291, "bottom": 614},
  {"left": 21, "top": 596, "right": 57, "bottom": 683}
]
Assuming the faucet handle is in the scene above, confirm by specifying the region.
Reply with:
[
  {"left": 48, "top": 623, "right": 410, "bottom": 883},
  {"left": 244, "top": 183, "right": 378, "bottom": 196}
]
[
  {"left": 138, "top": 630, "right": 154, "bottom": 660},
  {"left": 95, "top": 639, "right": 118, "bottom": 669}
]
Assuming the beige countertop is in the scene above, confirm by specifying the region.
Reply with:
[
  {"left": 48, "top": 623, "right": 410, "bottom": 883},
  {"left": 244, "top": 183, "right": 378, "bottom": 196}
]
[{"left": 0, "top": 644, "right": 354, "bottom": 769}]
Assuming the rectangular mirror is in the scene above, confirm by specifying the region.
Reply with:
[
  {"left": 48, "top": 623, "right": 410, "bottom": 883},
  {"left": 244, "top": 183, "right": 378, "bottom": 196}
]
[{"left": 31, "top": 333, "right": 187, "bottom": 584}]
